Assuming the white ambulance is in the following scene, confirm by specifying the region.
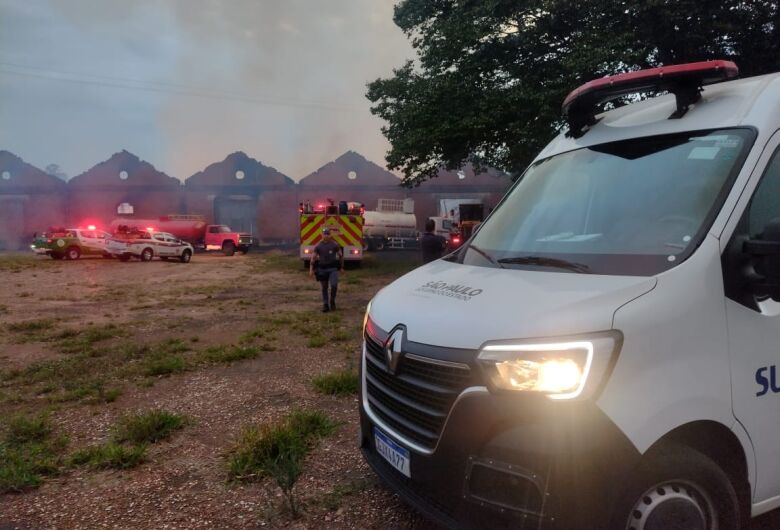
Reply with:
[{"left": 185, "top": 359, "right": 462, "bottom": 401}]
[{"left": 360, "top": 61, "right": 780, "bottom": 529}]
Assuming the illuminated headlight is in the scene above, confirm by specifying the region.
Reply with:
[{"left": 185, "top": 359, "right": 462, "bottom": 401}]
[{"left": 478, "top": 332, "right": 622, "bottom": 400}]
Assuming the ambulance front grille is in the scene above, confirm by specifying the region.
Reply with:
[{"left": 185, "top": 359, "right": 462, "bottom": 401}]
[{"left": 364, "top": 332, "right": 475, "bottom": 450}]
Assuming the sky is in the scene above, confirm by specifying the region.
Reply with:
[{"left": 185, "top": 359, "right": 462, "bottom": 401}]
[{"left": 0, "top": 0, "right": 414, "bottom": 181}]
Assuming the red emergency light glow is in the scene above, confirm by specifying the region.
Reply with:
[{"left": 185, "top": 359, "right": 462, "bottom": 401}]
[
  {"left": 350, "top": 249, "right": 360, "bottom": 255},
  {"left": 146, "top": 227, "right": 155, "bottom": 232},
  {"left": 87, "top": 225, "right": 96, "bottom": 231},
  {"left": 304, "top": 248, "right": 312, "bottom": 254},
  {"left": 562, "top": 60, "right": 739, "bottom": 137},
  {"left": 452, "top": 237, "right": 461, "bottom": 244}
]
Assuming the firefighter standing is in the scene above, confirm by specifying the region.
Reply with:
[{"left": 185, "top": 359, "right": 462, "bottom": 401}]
[{"left": 310, "top": 227, "right": 344, "bottom": 312}]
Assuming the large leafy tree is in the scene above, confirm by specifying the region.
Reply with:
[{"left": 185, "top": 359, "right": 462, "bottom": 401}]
[{"left": 367, "top": 0, "right": 780, "bottom": 185}]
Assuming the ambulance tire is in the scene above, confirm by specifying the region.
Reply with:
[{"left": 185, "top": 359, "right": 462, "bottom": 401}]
[
  {"left": 180, "top": 249, "right": 192, "bottom": 263},
  {"left": 141, "top": 248, "right": 154, "bottom": 262},
  {"left": 611, "top": 443, "right": 741, "bottom": 530},
  {"left": 223, "top": 241, "right": 235, "bottom": 256},
  {"left": 66, "top": 246, "right": 81, "bottom": 260}
]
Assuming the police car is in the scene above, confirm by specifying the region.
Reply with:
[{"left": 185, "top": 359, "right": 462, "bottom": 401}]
[
  {"left": 106, "top": 230, "right": 193, "bottom": 263},
  {"left": 360, "top": 61, "right": 780, "bottom": 529}
]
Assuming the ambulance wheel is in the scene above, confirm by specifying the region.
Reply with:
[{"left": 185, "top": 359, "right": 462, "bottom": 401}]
[
  {"left": 180, "top": 249, "right": 192, "bottom": 263},
  {"left": 223, "top": 241, "right": 235, "bottom": 256},
  {"left": 66, "top": 246, "right": 81, "bottom": 260},
  {"left": 140, "top": 248, "right": 154, "bottom": 262},
  {"left": 612, "top": 444, "right": 741, "bottom": 530}
]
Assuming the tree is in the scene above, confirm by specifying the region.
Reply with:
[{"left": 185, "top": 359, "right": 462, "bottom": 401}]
[
  {"left": 45, "top": 164, "right": 68, "bottom": 181},
  {"left": 367, "top": 0, "right": 780, "bottom": 186}
]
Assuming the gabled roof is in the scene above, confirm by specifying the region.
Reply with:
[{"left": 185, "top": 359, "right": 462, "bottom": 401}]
[
  {"left": 186, "top": 151, "right": 293, "bottom": 187},
  {"left": 69, "top": 150, "right": 180, "bottom": 188},
  {"left": 299, "top": 151, "right": 401, "bottom": 186},
  {"left": 0, "top": 151, "right": 66, "bottom": 189}
]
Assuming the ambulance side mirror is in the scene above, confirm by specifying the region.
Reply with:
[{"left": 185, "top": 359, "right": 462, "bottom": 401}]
[{"left": 743, "top": 217, "right": 780, "bottom": 301}]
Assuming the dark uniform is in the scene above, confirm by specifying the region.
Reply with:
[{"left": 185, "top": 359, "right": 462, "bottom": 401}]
[
  {"left": 313, "top": 239, "right": 342, "bottom": 310},
  {"left": 421, "top": 231, "right": 447, "bottom": 263}
]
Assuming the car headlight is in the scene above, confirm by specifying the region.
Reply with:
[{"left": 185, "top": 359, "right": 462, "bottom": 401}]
[{"left": 477, "top": 331, "right": 622, "bottom": 400}]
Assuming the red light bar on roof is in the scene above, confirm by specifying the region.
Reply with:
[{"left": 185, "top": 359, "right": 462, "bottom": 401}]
[{"left": 562, "top": 60, "right": 739, "bottom": 137}]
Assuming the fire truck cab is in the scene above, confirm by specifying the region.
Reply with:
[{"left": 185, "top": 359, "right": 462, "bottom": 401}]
[{"left": 300, "top": 200, "right": 364, "bottom": 266}]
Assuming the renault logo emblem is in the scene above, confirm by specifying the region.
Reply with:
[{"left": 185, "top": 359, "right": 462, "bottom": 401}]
[{"left": 385, "top": 327, "right": 405, "bottom": 374}]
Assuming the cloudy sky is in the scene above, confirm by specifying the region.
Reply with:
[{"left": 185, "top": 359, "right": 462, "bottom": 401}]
[{"left": 0, "top": 0, "right": 413, "bottom": 180}]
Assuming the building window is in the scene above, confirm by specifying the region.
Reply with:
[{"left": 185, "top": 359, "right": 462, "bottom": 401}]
[
  {"left": 1, "top": 171, "right": 9, "bottom": 180},
  {"left": 236, "top": 170, "right": 245, "bottom": 180},
  {"left": 119, "top": 170, "right": 129, "bottom": 180},
  {"left": 348, "top": 171, "right": 357, "bottom": 180}
]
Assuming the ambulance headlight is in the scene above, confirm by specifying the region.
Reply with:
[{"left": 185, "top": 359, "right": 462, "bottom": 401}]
[{"left": 478, "top": 331, "right": 622, "bottom": 400}]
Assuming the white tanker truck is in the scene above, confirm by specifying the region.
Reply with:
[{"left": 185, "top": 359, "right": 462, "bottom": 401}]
[{"left": 363, "top": 198, "right": 419, "bottom": 251}]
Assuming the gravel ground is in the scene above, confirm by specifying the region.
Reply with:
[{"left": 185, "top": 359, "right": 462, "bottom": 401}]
[
  {"left": 1, "top": 250, "right": 779, "bottom": 529},
  {"left": 0, "top": 251, "right": 435, "bottom": 529}
]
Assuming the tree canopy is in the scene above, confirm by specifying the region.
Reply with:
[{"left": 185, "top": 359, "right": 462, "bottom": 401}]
[{"left": 367, "top": 0, "right": 780, "bottom": 186}]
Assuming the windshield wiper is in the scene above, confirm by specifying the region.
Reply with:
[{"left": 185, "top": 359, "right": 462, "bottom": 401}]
[
  {"left": 466, "top": 244, "right": 504, "bottom": 268},
  {"left": 496, "top": 255, "right": 591, "bottom": 273}
]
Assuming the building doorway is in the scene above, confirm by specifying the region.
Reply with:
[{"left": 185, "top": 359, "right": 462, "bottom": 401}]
[{"left": 214, "top": 195, "right": 257, "bottom": 236}]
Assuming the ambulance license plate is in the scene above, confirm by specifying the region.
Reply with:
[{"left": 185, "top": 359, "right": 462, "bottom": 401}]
[{"left": 374, "top": 427, "right": 410, "bottom": 477}]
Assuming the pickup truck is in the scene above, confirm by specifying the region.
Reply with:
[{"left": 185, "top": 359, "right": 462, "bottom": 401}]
[
  {"left": 106, "top": 230, "right": 193, "bottom": 263},
  {"left": 31, "top": 228, "right": 112, "bottom": 260}
]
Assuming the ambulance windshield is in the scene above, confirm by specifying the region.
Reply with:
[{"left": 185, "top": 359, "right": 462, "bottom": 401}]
[{"left": 464, "top": 128, "right": 755, "bottom": 276}]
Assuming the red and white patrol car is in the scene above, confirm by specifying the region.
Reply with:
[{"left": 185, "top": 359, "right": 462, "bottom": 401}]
[{"left": 107, "top": 230, "right": 193, "bottom": 263}]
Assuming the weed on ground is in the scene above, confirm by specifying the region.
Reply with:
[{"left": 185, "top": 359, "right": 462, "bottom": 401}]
[
  {"left": 227, "top": 409, "right": 337, "bottom": 517},
  {"left": 312, "top": 370, "right": 359, "bottom": 396},
  {"left": 0, "top": 414, "right": 67, "bottom": 493},
  {"left": 70, "top": 443, "right": 146, "bottom": 470},
  {"left": 112, "top": 409, "right": 186, "bottom": 445}
]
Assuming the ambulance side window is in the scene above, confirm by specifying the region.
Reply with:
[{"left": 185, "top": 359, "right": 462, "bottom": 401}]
[{"left": 749, "top": 149, "right": 780, "bottom": 236}]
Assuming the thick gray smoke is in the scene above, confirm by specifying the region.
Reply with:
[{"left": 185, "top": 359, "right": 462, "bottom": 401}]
[{"left": 0, "top": 0, "right": 412, "bottom": 181}]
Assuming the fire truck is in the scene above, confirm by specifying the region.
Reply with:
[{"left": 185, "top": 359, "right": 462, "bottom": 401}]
[{"left": 299, "top": 200, "right": 364, "bottom": 267}]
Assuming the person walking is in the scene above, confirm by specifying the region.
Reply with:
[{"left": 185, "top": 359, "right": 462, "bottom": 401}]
[
  {"left": 310, "top": 227, "right": 344, "bottom": 312},
  {"left": 420, "top": 218, "right": 447, "bottom": 264}
]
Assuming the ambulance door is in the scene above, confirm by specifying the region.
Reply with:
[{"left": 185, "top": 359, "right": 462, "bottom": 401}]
[{"left": 726, "top": 136, "right": 780, "bottom": 503}]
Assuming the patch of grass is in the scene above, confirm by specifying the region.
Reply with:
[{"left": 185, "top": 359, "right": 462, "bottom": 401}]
[
  {"left": 200, "top": 345, "right": 260, "bottom": 364},
  {"left": 317, "top": 478, "right": 373, "bottom": 511},
  {"left": 330, "top": 330, "right": 352, "bottom": 342},
  {"left": 54, "top": 324, "right": 126, "bottom": 355},
  {"left": 227, "top": 409, "right": 336, "bottom": 517},
  {"left": 112, "top": 410, "right": 186, "bottom": 445},
  {"left": 7, "top": 318, "right": 58, "bottom": 342},
  {"left": 5, "top": 414, "right": 51, "bottom": 446},
  {"left": 141, "top": 354, "right": 187, "bottom": 376},
  {"left": 70, "top": 443, "right": 145, "bottom": 470},
  {"left": 0, "top": 256, "right": 57, "bottom": 273},
  {"left": 312, "top": 370, "right": 359, "bottom": 396},
  {"left": 256, "top": 251, "right": 300, "bottom": 272},
  {"left": 0, "top": 415, "right": 67, "bottom": 493},
  {"left": 306, "top": 334, "right": 327, "bottom": 348}
]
